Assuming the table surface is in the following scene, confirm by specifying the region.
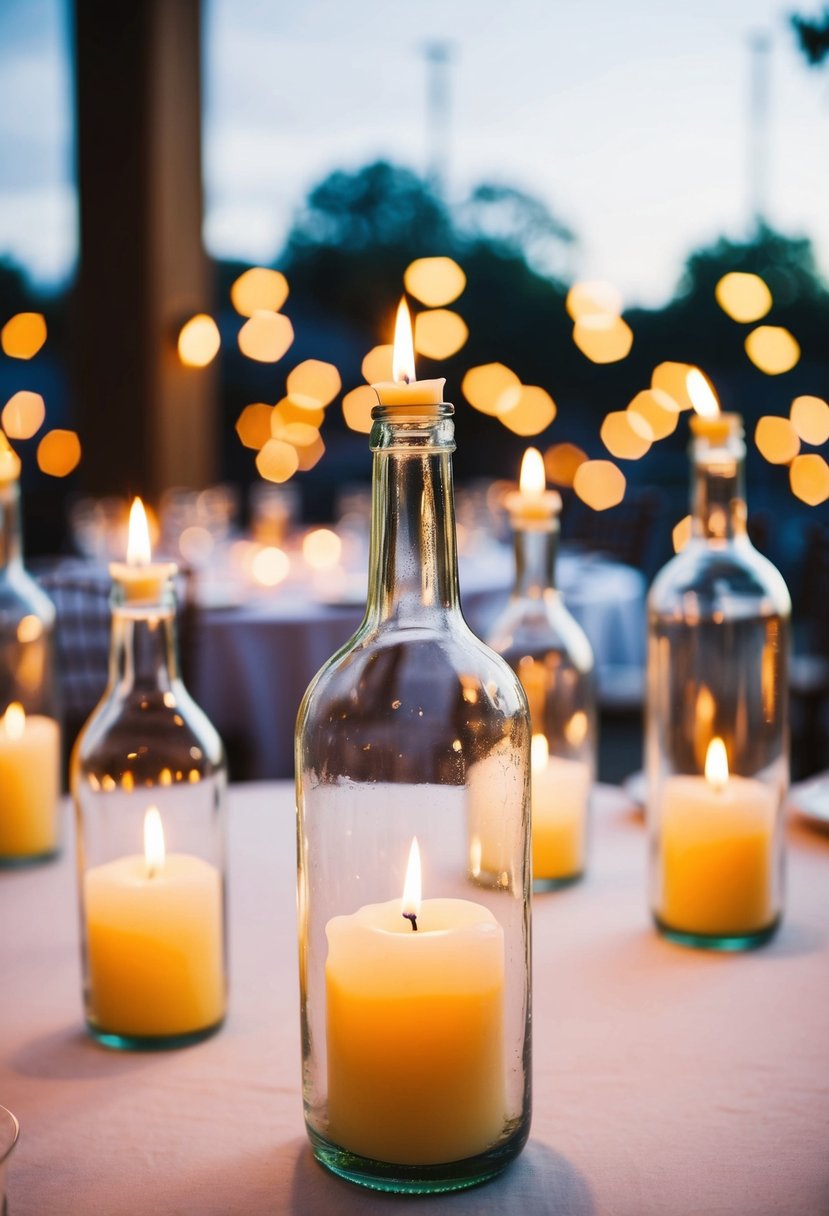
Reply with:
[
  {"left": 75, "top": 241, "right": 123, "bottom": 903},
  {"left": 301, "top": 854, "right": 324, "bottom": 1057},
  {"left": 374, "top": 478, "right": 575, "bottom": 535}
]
[{"left": 2, "top": 782, "right": 828, "bottom": 1216}]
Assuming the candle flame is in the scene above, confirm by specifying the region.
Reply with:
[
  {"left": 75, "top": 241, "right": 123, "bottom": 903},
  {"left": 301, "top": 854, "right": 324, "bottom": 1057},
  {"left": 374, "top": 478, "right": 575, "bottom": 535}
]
[
  {"left": 392, "top": 297, "right": 416, "bottom": 385},
  {"left": 704, "top": 737, "right": 729, "bottom": 792},
  {"left": 144, "top": 805, "right": 165, "bottom": 877},
  {"left": 127, "top": 497, "right": 152, "bottom": 566},
  {"left": 3, "top": 701, "right": 25, "bottom": 740},
  {"left": 401, "top": 836, "right": 421, "bottom": 923},
  {"left": 686, "top": 368, "right": 720, "bottom": 419},
  {"left": 531, "top": 733, "right": 549, "bottom": 773},
  {"left": 519, "top": 448, "right": 546, "bottom": 495}
]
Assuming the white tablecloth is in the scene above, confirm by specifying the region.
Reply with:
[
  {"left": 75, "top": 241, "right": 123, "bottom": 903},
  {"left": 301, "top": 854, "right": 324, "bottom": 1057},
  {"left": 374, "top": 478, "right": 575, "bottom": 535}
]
[
  {"left": 2, "top": 783, "right": 828, "bottom": 1215},
  {"left": 191, "top": 548, "right": 645, "bottom": 780}
]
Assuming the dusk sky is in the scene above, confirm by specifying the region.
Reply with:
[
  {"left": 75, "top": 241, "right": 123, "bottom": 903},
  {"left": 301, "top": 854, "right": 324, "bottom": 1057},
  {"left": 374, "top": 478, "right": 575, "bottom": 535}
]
[{"left": 1, "top": 0, "right": 828, "bottom": 304}]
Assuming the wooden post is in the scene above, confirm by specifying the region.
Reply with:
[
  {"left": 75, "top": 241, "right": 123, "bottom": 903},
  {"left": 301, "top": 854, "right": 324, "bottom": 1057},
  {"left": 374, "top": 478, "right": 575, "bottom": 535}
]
[{"left": 73, "top": 0, "right": 217, "bottom": 496}]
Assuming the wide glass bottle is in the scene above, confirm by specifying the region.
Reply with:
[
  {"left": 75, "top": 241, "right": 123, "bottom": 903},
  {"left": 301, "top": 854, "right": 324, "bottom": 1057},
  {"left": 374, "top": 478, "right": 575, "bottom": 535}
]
[
  {"left": 296, "top": 321, "right": 531, "bottom": 1194},
  {"left": 487, "top": 449, "right": 596, "bottom": 889},
  {"left": 72, "top": 500, "right": 227, "bottom": 1048},
  {"left": 0, "top": 450, "right": 61, "bottom": 866},
  {"left": 646, "top": 413, "right": 790, "bottom": 949}
]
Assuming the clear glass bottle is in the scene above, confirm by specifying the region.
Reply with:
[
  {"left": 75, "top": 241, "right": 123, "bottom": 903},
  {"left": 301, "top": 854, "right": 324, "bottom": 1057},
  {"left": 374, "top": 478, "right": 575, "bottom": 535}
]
[
  {"left": 487, "top": 453, "right": 596, "bottom": 890},
  {"left": 646, "top": 414, "right": 790, "bottom": 949},
  {"left": 296, "top": 390, "right": 532, "bottom": 1193},
  {"left": 0, "top": 464, "right": 61, "bottom": 866},
  {"left": 71, "top": 514, "right": 227, "bottom": 1049}
]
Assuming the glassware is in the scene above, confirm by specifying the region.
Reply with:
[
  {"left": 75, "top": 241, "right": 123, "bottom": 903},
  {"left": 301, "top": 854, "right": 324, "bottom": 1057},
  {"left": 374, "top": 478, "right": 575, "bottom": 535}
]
[
  {"left": 646, "top": 413, "right": 790, "bottom": 950},
  {"left": 0, "top": 1104, "right": 20, "bottom": 1212},
  {"left": 295, "top": 320, "right": 531, "bottom": 1194},
  {"left": 0, "top": 462, "right": 61, "bottom": 866},
  {"left": 487, "top": 450, "right": 596, "bottom": 889},
  {"left": 71, "top": 501, "right": 227, "bottom": 1048}
]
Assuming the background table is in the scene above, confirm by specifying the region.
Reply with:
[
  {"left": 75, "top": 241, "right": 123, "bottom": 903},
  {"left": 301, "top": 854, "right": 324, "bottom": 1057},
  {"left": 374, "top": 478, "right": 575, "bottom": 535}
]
[{"left": 2, "top": 782, "right": 828, "bottom": 1215}]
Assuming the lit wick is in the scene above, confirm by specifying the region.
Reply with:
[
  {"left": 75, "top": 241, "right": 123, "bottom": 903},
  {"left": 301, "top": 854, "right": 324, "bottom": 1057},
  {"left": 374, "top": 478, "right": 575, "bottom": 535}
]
[
  {"left": 401, "top": 837, "right": 421, "bottom": 934},
  {"left": 402, "top": 910, "right": 418, "bottom": 932}
]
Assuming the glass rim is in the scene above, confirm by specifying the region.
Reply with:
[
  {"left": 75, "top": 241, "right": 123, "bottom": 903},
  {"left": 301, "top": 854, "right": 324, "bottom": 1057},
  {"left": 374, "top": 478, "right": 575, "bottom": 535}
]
[{"left": 0, "top": 1104, "right": 20, "bottom": 1166}]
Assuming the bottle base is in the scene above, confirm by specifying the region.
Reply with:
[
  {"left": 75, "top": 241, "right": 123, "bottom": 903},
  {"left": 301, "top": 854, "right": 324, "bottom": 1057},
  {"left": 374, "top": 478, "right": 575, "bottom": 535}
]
[
  {"left": 0, "top": 846, "right": 60, "bottom": 869},
  {"left": 306, "top": 1120, "right": 529, "bottom": 1194},
  {"left": 86, "top": 1016, "right": 225, "bottom": 1052},
  {"left": 653, "top": 913, "right": 780, "bottom": 952}
]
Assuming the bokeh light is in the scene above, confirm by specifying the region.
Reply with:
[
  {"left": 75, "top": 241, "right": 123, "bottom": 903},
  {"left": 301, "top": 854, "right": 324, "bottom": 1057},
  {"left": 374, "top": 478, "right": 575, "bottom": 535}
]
[
  {"left": 251, "top": 545, "right": 290, "bottom": 587},
  {"left": 744, "top": 325, "right": 800, "bottom": 375},
  {"left": 286, "top": 359, "right": 341, "bottom": 408},
  {"left": 790, "top": 395, "right": 829, "bottom": 446},
  {"left": 275, "top": 421, "right": 319, "bottom": 448},
  {"left": 714, "top": 272, "right": 772, "bottom": 323},
  {"left": 0, "top": 433, "right": 21, "bottom": 481},
  {"left": 404, "top": 257, "right": 466, "bottom": 307},
  {"left": 37, "top": 429, "right": 81, "bottom": 477},
  {"left": 543, "top": 442, "right": 587, "bottom": 486},
  {"left": 1, "top": 312, "right": 47, "bottom": 360},
  {"left": 600, "top": 410, "right": 653, "bottom": 460},
  {"left": 755, "top": 416, "right": 800, "bottom": 465},
  {"left": 303, "top": 527, "right": 342, "bottom": 570},
  {"left": 272, "top": 398, "right": 324, "bottom": 430},
  {"left": 238, "top": 311, "right": 294, "bottom": 363},
  {"left": 342, "top": 385, "right": 376, "bottom": 433},
  {"left": 295, "top": 434, "right": 325, "bottom": 471},
  {"left": 572, "top": 314, "right": 633, "bottom": 363},
  {"left": 179, "top": 526, "right": 214, "bottom": 566},
  {"left": 231, "top": 268, "right": 289, "bottom": 317},
  {"left": 414, "top": 309, "right": 469, "bottom": 360},
  {"left": 573, "top": 459, "right": 626, "bottom": 509},
  {"left": 235, "top": 403, "right": 274, "bottom": 451},
  {"left": 177, "top": 314, "right": 220, "bottom": 367},
  {"left": 672, "top": 515, "right": 692, "bottom": 553},
  {"left": 651, "top": 361, "right": 695, "bottom": 411},
  {"left": 361, "top": 344, "right": 393, "bottom": 384},
  {"left": 255, "top": 438, "right": 299, "bottom": 482},
  {"left": 789, "top": 453, "right": 829, "bottom": 505},
  {"left": 627, "top": 388, "right": 679, "bottom": 440},
  {"left": 565, "top": 280, "right": 622, "bottom": 321},
  {"left": 500, "top": 385, "right": 557, "bottom": 436},
  {"left": 2, "top": 390, "right": 46, "bottom": 440},
  {"left": 462, "top": 363, "right": 521, "bottom": 416}
]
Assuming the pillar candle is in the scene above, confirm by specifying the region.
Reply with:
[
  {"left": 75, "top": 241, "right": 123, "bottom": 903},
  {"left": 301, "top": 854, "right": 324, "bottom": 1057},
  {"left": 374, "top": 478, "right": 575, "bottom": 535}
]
[{"left": 0, "top": 704, "right": 60, "bottom": 860}]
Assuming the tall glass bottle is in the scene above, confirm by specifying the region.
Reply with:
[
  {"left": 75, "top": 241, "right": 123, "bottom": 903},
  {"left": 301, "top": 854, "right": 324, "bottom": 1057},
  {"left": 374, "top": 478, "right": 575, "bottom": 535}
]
[
  {"left": 296, "top": 304, "right": 531, "bottom": 1194},
  {"left": 646, "top": 412, "right": 790, "bottom": 950},
  {"left": 487, "top": 449, "right": 596, "bottom": 889},
  {"left": 71, "top": 499, "right": 227, "bottom": 1048},
  {"left": 0, "top": 448, "right": 61, "bottom": 866}
]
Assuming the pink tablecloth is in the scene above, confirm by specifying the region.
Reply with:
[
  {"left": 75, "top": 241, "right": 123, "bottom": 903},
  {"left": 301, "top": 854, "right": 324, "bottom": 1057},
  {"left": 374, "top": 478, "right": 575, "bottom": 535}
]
[{"left": 1, "top": 783, "right": 827, "bottom": 1215}]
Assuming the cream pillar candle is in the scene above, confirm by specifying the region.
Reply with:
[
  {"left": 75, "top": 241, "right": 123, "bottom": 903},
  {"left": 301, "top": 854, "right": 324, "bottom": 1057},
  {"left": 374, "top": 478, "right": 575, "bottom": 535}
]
[
  {"left": 0, "top": 702, "right": 60, "bottom": 860},
  {"left": 325, "top": 839, "right": 506, "bottom": 1165},
  {"left": 530, "top": 735, "right": 590, "bottom": 880}
]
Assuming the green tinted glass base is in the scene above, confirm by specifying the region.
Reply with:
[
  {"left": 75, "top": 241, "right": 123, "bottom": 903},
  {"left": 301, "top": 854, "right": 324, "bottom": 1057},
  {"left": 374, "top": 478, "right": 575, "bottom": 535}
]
[
  {"left": 87, "top": 1016, "right": 224, "bottom": 1052},
  {"left": 307, "top": 1120, "right": 529, "bottom": 1194},
  {"left": 654, "top": 914, "right": 780, "bottom": 952},
  {"left": 534, "top": 869, "right": 583, "bottom": 894},
  {"left": 0, "top": 846, "right": 60, "bottom": 869}
]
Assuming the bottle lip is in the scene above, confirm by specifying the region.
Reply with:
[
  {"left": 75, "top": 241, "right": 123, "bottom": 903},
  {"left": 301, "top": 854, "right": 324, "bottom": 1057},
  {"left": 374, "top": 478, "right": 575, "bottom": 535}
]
[{"left": 371, "top": 401, "right": 454, "bottom": 422}]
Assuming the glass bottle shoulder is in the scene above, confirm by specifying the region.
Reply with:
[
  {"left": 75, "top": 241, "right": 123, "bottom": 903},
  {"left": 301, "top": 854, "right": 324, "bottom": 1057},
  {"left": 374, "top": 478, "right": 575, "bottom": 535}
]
[
  {"left": 648, "top": 537, "right": 791, "bottom": 619},
  {"left": 487, "top": 592, "right": 594, "bottom": 674},
  {"left": 0, "top": 564, "right": 56, "bottom": 628}
]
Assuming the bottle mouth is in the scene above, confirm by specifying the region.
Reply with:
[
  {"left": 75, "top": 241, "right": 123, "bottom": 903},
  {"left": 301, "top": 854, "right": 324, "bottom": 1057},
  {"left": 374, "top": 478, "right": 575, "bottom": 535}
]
[
  {"left": 369, "top": 403, "right": 456, "bottom": 453},
  {"left": 371, "top": 401, "right": 454, "bottom": 423}
]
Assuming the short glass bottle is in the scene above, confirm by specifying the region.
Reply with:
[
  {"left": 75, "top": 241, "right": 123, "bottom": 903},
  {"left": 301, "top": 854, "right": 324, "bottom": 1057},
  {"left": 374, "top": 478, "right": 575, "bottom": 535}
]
[
  {"left": 296, "top": 397, "right": 532, "bottom": 1194},
  {"left": 71, "top": 553, "right": 227, "bottom": 1048},
  {"left": 646, "top": 414, "right": 790, "bottom": 950},
  {"left": 0, "top": 470, "right": 61, "bottom": 866},
  {"left": 487, "top": 475, "right": 596, "bottom": 890}
]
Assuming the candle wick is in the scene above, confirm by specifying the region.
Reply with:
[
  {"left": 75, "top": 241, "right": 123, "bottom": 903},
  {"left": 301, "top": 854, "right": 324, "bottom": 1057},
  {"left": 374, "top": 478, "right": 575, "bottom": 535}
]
[
  {"left": 402, "top": 911, "right": 418, "bottom": 932},
  {"left": 401, "top": 373, "right": 410, "bottom": 385}
]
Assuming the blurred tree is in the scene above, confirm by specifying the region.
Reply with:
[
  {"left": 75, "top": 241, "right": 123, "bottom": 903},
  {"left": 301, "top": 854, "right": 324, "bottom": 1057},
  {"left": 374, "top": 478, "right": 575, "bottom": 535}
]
[
  {"left": 791, "top": 8, "right": 829, "bottom": 65},
  {"left": 458, "top": 183, "right": 575, "bottom": 280}
]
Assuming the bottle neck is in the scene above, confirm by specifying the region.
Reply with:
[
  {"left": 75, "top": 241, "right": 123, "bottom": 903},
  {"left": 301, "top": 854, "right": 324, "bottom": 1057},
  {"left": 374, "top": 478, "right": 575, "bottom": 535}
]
[
  {"left": 690, "top": 434, "right": 748, "bottom": 542},
  {"left": 365, "top": 405, "right": 460, "bottom": 625},
  {"left": 0, "top": 483, "right": 23, "bottom": 571},
  {"left": 108, "top": 585, "right": 182, "bottom": 693},
  {"left": 511, "top": 524, "right": 559, "bottom": 598}
]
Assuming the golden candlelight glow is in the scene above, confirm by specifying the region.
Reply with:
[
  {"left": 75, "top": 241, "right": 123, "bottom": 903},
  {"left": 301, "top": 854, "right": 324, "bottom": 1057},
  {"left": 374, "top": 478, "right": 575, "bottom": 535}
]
[
  {"left": 627, "top": 388, "right": 679, "bottom": 440},
  {"left": 273, "top": 398, "right": 324, "bottom": 430},
  {"left": 566, "top": 280, "right": 623, "bottom": 321},
  {"left": 392, "top": 298, "right": 417, "bottom": 384},
  {"left": 414, "top": 309, "right": 469, "bottom": 360},
  {"left": 755, "top": 416, "right": 800, "bottom": 465},
  {"left": 531, "top": 733, "right": 549, "bottom": 774},
  {"left": 745, "top": 325, "right": 800, "bottom": 375},
  {"left": 1, "top": 312, "right": 47, "bottom": 360},
  {"left": 342, "top": 385, "right": 376, "bottom": 434},
  {"left": 573, "top": 459, "right": 626, "bottom": 510},
  {"left": 462, "top": 363, "right": 521, "bottom": 416},
  {"left": 0, "top": 432, "right": 21, "bottom": 482},
  {"left": 16, "top": 614, "right": 43, "bottom": 643},
  {"left": 36, "top": 429, "right": 81, "bottom": 477},
  {"left": 651, "top": 362, "right": 695, "bottom": 411},
  {"left": 686, "top": 369, "right": 720, "bottom": 418},
  {"left": 361, "top": 344, "right": 393, "bottom": 384},
  {"left": 251, "top": 545, "right": 290, "bottom": 586},
  {"left": 303, "top": 528, "right": 342, "bottom": 570},
  {"left": 2, "top": 390, "right": 45, "bottom": 440},
  {"left": 790, "top": 395, "right": 829, "bottom": 446},
  {"left": 256, "top": 438, "right": 299, "bottom": 483},
  {"left": 235, "top": 403, "right": 274, "bottom": 451},
  {"left": 3, "top": 701, "right": 25, "bottom": 740},
  {"left": 519, "top": 447, "right": 546, "bottom": 495},
  {"left": 404, "top": 257, "right": 466, "bottom": 307},
  {"left": 144, "top": 806, "right": 165, "bottom": 878},
  {"left": 127, "top": 498, "right": 152, "bottom": 565},
  {"left": 790, "top": 454, "right": 829, "bottom": 506},
  {"left": 401, "top": 837, "right": 422, "bottom": 922},
  {"left": 238, "top": 311, "right": 294, "bottom": 363},
  {"left": 501, "top": 385, "right": 556, "bottom": 436},
  {"left": 544, "top": 442, "right": 588, "bottom": 487},
  {"left": 714, "top": 272, "right": 772, "bottom": 323},
  {"left": 230, "top": 267, "right": 289, "bottom": 317},
  {"left": 287, "top": 359, "right": 342, "bottom": 408},
  {"left": 705, "top": 738, "right": 729, "bottom": 793},
  {"left": 295, "top": 434, "right": 325, "bottom": 471},
  {"left": 600, "top": 410, "right": 653, "bottom": 460},
  {"left": 564, "top": 711, "right": 589, "bottom": 747},
  {"left": 177, "top": 314, "right": 220, "bottom": 367},
  {"left": 469, "top": 833, "right": 482, "bottom": 879},
  {"left": 275, "top": 421, "right": 319, "bottom": 449},
  {"left": 572, "top": 314, "right": 633, "bottom": 364},
  {"left": 672, "top": 515, "right": 692, "bottom": 553}
]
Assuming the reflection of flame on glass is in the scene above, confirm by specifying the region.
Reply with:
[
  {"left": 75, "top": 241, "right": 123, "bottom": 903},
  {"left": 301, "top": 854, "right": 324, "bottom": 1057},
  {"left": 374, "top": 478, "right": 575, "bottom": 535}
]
[
  {"left": 469, "top": 834, "right": 482, "bottom": 879},
  {"left": 3, "top": 701, "right": 25, "bottom": 740},
  {"left": 704, "top": 737, "right": 729, "bottom": 793},
  {"left": 565, "top": 711, "right": 588, "bottom": 747},
  {"left": 401, "top": 837, "right": 422, "bottom": 926},
  {"left": 531, "top": 733, "right": 549, "bottom": 774},
  {"left": 144, "top": 806, "right": 165, "bottom": 878}
]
